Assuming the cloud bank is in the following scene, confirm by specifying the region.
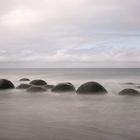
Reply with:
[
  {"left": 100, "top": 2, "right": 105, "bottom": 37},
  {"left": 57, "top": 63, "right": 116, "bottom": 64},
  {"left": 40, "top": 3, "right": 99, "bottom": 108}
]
[{"left": 0, "top": 0, "right": 140, "bottom": 67}]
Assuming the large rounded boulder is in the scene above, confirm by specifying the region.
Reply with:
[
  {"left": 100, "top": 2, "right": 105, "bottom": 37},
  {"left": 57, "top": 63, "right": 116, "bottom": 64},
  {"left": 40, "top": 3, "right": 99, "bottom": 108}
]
[
  {"left": 16, "top": 83, "right": 32, "bottom": 89},
  {"left": 0, "top": 79, "right": 15, "bottom": 89},
  {"left": 27, "top": 86, "right": 47, "bottom": 92},
  {"left": 19, "top": 78, "right": 30, "bottom": 81},
  {"left": 77, "top": 81, "right": 107, "bottom": 94},
  {"left": 52, "top": 83, "right": 76, "bottom": 93},
  {"left": 30, "top": 80, "right": 47, "bottom": 86},
  {"left": 119, "top": 88, "right": 140, "bottom": 95}
]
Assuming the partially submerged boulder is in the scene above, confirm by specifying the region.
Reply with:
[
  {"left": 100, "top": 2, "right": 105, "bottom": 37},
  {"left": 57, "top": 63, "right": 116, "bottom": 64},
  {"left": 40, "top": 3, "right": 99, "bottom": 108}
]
[
  {"left": 119, "top": 88, "right": 140, "bottom": 95},
  {"left": 77, "top": 81, "right": 107, "bottom": 94},
  {"left": 27, "top": 86, "right": 47, "bottom": 92},
  {"left": 123, "top": 82, "right": 135, "bottom": 85},
  {"left": 30, "top": 80, "right": 47, "bottom": 86},
  {"left": 52, "top": 82, "right": 75, "bottom": 93},
  {"left": 0, "top": 79, "right": 15, "bottom": 89},
  {"left": 19, "top": 78, "right": 30, "bottom": 81},
  {"left": 16, "top": 83, "right": 32, "bottom": 89},
  {"left": 47, "top": 85, "right": 55, "bottom": 89},
  {"left": 42, "top": 84, "right": 55, "bottom": 90}
]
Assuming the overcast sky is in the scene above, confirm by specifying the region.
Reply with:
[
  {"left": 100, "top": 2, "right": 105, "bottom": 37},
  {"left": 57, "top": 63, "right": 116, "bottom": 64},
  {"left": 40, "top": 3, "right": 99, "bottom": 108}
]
[{"left": 0, "top": 0, "right": 140, "bottom": 68}]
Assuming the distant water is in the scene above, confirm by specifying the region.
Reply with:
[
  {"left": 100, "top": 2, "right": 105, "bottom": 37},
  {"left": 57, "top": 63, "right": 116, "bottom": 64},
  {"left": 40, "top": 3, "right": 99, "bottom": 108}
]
[{"left": 0, "top": 68, "right": 140, "bottom": 140}]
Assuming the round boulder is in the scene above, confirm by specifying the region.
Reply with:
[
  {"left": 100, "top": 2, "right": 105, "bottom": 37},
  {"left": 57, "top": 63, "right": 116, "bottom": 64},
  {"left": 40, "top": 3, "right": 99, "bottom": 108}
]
[
  {"left": 47, "top": 85, "right": 55, "bottom": 89},
  {"left": 27, "top": 86, "right": 47, "bottom": 92},
  {"left": 77, "top": 81, "right": 107, "bottom": 94},
  {"left": 119, "top": 88, "right": 140, "bottom": 95},
  {"left": 30, "top": 80, "right": 47, "bottom": 86},
  {"left": 16, "top": 84, "right": 32, "bottom": 89},
  {"left": 0, "top": 79, "right": 15, "bottom": 89},
  {"left": 52, "top": 83, "right": 76, "bottom": 93},
  {"left": 19, "top": 78, "right": 30, "bottom": 81}
]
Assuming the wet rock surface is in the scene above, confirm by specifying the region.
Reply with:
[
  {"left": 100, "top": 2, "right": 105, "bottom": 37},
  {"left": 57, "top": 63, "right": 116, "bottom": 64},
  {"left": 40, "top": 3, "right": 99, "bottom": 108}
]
[
  {"left": 52, "top": 83, "right": 75, "bottom": 93},
  {"left": 0, "top": 79, "right": 15, "bottom": 89},
  {"left": 16, "top": 84, "right": 32, "bottom": 89},
  {"left": 77, "top": 81, "right": 107, "bottom": 94},
  {"left": 30, "top": 80, "right": 47, "bottom": 86},
  {"left": 19, "top": 78, "right": 30, "bottom": 81},
  {"left": 119, "top": 88, "right": 140, "bottom": 95},
  {"left": 27, "top": 86, "right": 47, "bottom": 92}
]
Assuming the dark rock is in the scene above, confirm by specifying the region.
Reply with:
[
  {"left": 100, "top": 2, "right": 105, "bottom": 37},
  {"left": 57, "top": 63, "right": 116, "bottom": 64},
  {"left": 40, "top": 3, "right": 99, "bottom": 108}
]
[
  {"left": 19, "top": 78, "right": 30, "bottom": 81},
  {"left": 47, "top": 85, "right": 55, "bottom": 89},
  {"left": 16, "top": 83, "right": 32, "bottom": 89},
  {"left": 66, "top": 82, "right": 74, "bottom": 86},
  {"left": 123, "top": 82, "right": 137, "bottom": 85},
  {"left": 0, "top": 79, "right": 15, "bottom": 89},
  {"left": 77, "top": 81, "right": 107, "bottom": 94},
  {"left": 30, "top": 80, "right": 47, "bottom": 86},
  {"left": 123, "top": 82, "right": 140, "bottom": 85},
  {"left": 42, "top": 85, "right": 55, "bottom": 90},
  {"left": 119, "top": 88, "right": 140, "bottom": 95},
  {"left": 27, "top": 86, "right": 47, "bottom": 92},
  {"left": 52, "top": 83, "right": 76, "bottom": 93}
]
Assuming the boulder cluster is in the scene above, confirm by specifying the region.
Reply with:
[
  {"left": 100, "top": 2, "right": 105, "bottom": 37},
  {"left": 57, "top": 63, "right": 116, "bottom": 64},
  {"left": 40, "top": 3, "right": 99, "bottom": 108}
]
[{"left": 0, "top": 78, "right": 139, "bottom": 95}]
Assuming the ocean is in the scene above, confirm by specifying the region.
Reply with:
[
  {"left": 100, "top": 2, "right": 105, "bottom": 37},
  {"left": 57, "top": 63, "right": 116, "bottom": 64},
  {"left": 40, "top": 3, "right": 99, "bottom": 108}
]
[{"left": 0, "top": 68, "right": 140, "bottom": 140}]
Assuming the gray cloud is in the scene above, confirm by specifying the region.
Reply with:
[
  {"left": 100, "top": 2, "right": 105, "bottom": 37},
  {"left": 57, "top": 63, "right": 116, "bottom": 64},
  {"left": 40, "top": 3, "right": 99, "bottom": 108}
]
[{"left": 0, "top": 0, "right": 140, "bottom": 67}]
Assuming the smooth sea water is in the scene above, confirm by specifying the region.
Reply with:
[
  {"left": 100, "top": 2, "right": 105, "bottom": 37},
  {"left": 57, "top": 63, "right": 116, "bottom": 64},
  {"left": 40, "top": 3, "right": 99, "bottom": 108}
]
[{"left": 0, "top": 68, "right": 140, "bottom": 140}]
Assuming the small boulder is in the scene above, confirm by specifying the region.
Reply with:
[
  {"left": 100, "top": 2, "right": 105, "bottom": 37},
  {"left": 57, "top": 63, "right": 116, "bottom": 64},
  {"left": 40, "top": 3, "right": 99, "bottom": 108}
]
[
  {"left": 47, "top": 85, "right": 55, "bottom": 89},
  {"left": 0, "top": 79, "right": 15, "bottom": 89},
  {"left": 30, "top": 80, "right": 47, "bottom": 86},
  {"left": 52, "top": 83, "right": 75, "bottom": 93},
  {"left": 27, "top": 86, "right": 47, "bottom": 92},
  {"left": 42, "top": 85, "right": 55, "bottom": 90},
  {"left": 119, "top": 88, "right": 140, "bottom": 95},
  {"left": 77, "top": 81, "right": 107, "bottom": 94},
  {"left": 19, "top": 78, "right": 30, "bottom": 81},
  {"left": 123, "top": 82, "right": 135, "bottom": 85},
  {"left": 16, "top": 84, "right": 32, "bottom": 89}
]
